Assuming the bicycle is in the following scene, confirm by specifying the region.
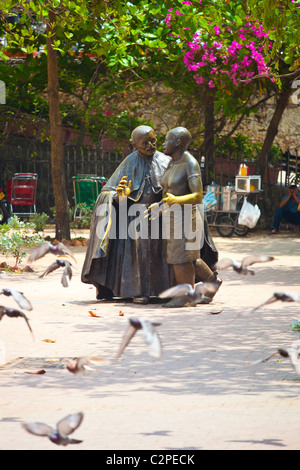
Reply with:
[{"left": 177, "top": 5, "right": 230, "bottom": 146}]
[
  {"left": 205, "top": 208, "right": 250, "bottom": 237},
  {"left": 204, "top": 190, "right": 251, "bottom": 237}
]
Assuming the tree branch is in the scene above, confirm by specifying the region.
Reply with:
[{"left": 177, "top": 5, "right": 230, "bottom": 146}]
[
  {"left": 239, "top": 67, "right": 300, "bottom": 83},
  {"left": 217, "top": 92, "right": 275, "bottom": 145}
]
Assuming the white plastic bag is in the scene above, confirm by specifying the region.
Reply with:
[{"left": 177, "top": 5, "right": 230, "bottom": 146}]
[
  {"left": 238, "top": 197, "right": 261, "bottom": 228},
  {"left": 203, "top": 187, "right": 217, "bottom": 211}
]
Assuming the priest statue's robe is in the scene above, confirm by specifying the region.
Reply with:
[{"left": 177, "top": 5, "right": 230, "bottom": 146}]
[{"left": 81, "top": 148, "right": 171, "bottom": 301}]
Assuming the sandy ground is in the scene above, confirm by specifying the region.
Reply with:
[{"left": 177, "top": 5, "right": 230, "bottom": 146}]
[{"left": 1, "top": 226, "right": 300, "bottom": 451}]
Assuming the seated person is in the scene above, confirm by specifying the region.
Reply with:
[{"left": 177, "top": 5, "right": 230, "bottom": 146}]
[{"left": 270, "top": 184, "right": 300, "bottom": 234}]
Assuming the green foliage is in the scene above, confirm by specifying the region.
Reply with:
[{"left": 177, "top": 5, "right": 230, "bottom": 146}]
[
  {"left": 0, "top": 1, "right": 174, "bottom": 143},
  {"left": 290, "top": 320, "right": 300, "bottom": 333},
  {"left": 216, "top": 134, "right": 262, "bottom": 160},
  {"left": 0, "top": 0, "right": 299, "bottom": 158},
  {"left": 0, "top": 215, "right": 44, "bottom": 266},
  {"left": 247, "top": 0, "right": 300, "bottom": 73},
  {"left": 29, "top": 212, "right": 50, "bottom": 233},
  {"left": 72, "top": 202, "right": 93, "bottom": 229},
  {"left": 84, "top": 108, "right": 152, "bottom": 145},
  {"left": 0, "top": 55, "right": 49, "bottom": 117},
  {"left": 51, "top": 205, "right": 75, "bottom": 223},
  {"left": 215, "top": 133, "right": 282, "bottom": 161}
]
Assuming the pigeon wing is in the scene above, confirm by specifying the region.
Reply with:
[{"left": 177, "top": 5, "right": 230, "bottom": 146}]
[
  {"left": 284, "top": 341, "right": 300, "bottom": 376},
  {"left": 139, "top": 318, "right": 162, "bottom": 359},
  {"left": 194, "top": 282, "right": 219, "bottom": 299},
  {"left": 27, "top": 241, "right": 51, "bottom": 262},
  {"left": 159, "top": 284, "right": 192, "bottom": 299},
  {"left": 56, "top": 242, "right": 77, "bottom": 262},
  {"left": 276, "top": 291, "right": 300, "bottom": 302},
  {"left": 251, "top": 351, "right": 280, "bottom": 365},
  {"left": 9, "top": 288, "right": 33, "bottom": 311},
  {"left": 20, "top": 312, "right": 34, "bottom": 336},
  {"left": 214, "top": 258, "right": 236, "bottom": 270},
  {"left": 65, "top": 261, "right": 72, "bottom": 279},
  {"left": 241, "top": 255, "right": 274, "bottom": 269},
  {"left": 0, "top": 306, "right": 6, "bottom": 320},
  {"left": 251, "top": 295, "right": 279, "bottom": 313},
  {"left": 15, "top": 310, "right": 33, "bottom": 336},
  {"left": 61, "top": 262, "right": 72, "bottom": 287},
  {"left": 14, "top": 311, "right": 34, "bottom": 337},
  {"left": 22, "top": 422, "right": 55, "bottom": 436},
  {"left": 76, "top": 357, "right": 93, "bottom": 371},
  {"left": 286, "top": 349, "right": 300, "bottom": 376},
  {"left": 1, "top": 307, "right": 33, "bottom": 336},
  {"left": 57, "top": 412, "right": 84, "bottom": 438},
  {"left": 252, "top": 291, "right": 300, "bottom": 313},
  {"left": 115, "top": 324, "right": 138, "bottom": 360},
  {"left": 39, "top": 261, "right": 61, "bottom": 278}
]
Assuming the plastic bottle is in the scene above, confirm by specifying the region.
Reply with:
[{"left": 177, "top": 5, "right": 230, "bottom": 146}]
[
  {"left": 210, "top": 181, "right": 220, "bottom": 209},
  {"left": 222, "top": 183, "right": 232, "bottom": 211},
  {"left": 240, "top": 164, "right": 247, "bottom": 176}
]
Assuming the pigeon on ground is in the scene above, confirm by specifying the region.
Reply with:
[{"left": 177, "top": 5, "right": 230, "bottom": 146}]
[
  {"left": 115, "top": 317, "right": 162, "bottom": 360},
  {"left": 39, "top": 259, "right": 73, "bottom": 287},
  {"left": 65, "top": 357, "right": 108, "bottom": 374},
  {"left": 0, "top": 306, "right": 33, "bottom": 337},
  {"left": 159, "top": 281, "right": 220, "bottom": 305},
  {"left": 214, "top": 254, "right": 274, "bottom": 275},
  {"left": 22, "top": 412, "right": 84, "bottom": 446},
  {"left": 27, "top": 241, "right": 76, "bottom": 263},
  {"left": 0, "top": 288, "right": 32, "bottom": 310},
  {"left": 252, "top": 340, "right": 300, "bottom": 376},
  {"left": 251, "top": 291, "right": 300, "bottom": 313}
]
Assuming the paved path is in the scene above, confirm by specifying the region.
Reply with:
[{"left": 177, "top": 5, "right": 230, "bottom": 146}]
[{"left": 1, "top": 228, "right": 300, "bottom": 450}]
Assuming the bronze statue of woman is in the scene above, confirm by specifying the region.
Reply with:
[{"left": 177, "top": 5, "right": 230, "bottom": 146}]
[{"left": 158, "top": 126, "right": 222, "bottom": 307}]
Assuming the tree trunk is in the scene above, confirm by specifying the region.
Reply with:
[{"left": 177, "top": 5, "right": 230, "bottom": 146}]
[
  {"left": 46, "top": 12, "right": 70, "bottom": 240},
  {"left": 203, "top": 87, "right": 215, "bottom": 186},
  {"left": 258, "top": 86, "right": 292, "bottom": 178}
]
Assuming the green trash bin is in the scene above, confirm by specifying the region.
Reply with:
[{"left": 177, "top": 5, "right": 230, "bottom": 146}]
[{"left": 72, "top": 176, "right": 107, "bottom": 220}]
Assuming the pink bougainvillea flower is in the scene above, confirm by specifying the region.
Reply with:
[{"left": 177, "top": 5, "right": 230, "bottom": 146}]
[{"left": 182, "top": 20, "right": 272, "bottom": 88}]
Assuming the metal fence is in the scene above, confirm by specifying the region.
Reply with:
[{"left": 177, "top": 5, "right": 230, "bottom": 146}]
[
  {"left": 0, "top": 138, "right": 126, "bottom": 214},
  {"left": 0, "top": 137, "right": 297, "bottom": 223}
]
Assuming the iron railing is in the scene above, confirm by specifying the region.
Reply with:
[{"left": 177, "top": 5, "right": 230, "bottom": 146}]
[
  {"left": 0, "top": 138, "right": 127, "bottom": 214},
  {"left": 0, "top": 137, "right": 298, "bottom": 224}
]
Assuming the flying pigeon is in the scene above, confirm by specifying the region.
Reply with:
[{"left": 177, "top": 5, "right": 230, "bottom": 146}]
[
  {"left": 214, "top": 254, "right": 274, "bottom": 275},
  {"left": 39, "top": 259, "right": 73, "bottom": 287},
  {"left": 65, "top": 357, "right": 108, "bottom": 374},
  {"left": 27, "top": 241, "right": 76, "bottom": 263},
  {"left": 159, "top": 281, "right": 220, "bottom": 305},
  {"left": 251, "top": 290, "right": 300, "bottom": 313},
  {"left": 0, "top": 288, "right": 32, "bottom": 310},
  {"left": 252, "top": 340, "right": 300, "bottom": 376},
  {"left": 22, "top": 412, "right": 84, "bottom": 446},
  {"left": 115, "top": 317, "right": 162, "bottom": 360},
  {"left": 0, "top": 306, "right": 33, "bottom": 337}
]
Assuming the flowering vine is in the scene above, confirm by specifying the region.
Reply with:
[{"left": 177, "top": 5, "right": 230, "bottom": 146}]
[
  {"left": 183, "top": 21, "right": 273, "bottom": 88},
  {"left": 164, "top": 1, "right": 274, "bottom": 89}
]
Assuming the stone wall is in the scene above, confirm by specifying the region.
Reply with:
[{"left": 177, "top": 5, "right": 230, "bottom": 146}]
[
  {"left": 5, "top": 80, "right": 300, "bottom": 153},
  {"left": 234, "top": 96, "right": 300, "bottom": 153},
  {"left": 112, "top": 82, "right": 300, "bottom": 153}
]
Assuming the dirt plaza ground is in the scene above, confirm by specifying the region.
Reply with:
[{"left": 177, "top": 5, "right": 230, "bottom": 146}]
[{"left": 1, "top": 226, "right": 300, "bottom": 451}]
